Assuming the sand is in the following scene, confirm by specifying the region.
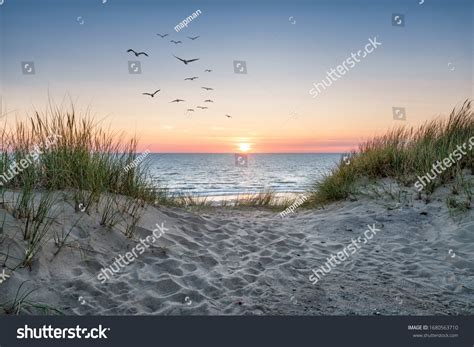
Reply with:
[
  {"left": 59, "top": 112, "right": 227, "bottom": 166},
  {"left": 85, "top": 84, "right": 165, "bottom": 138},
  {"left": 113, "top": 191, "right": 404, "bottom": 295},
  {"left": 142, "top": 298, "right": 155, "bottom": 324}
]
[{"left": 0, "top": 178, "right": 473, "bottom": 315}]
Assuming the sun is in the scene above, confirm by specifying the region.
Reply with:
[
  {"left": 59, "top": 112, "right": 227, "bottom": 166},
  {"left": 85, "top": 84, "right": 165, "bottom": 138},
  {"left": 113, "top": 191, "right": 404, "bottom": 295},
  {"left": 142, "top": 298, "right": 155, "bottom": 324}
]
[{"left": 238, "top": 143, "right": 251, "bottom": 152}]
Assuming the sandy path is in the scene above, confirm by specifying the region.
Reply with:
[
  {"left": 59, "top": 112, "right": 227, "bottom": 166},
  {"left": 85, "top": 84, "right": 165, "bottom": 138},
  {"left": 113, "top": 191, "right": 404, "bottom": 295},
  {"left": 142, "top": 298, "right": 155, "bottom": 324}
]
[{"left": 1, "top": 185, "right": 473, "bottom": 315}]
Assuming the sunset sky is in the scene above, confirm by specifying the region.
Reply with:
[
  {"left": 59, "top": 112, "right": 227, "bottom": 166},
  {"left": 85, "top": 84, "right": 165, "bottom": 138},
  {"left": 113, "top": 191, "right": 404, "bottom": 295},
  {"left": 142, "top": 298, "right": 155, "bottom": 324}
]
[{"left": 0, "top": 0, "right": 472, "bottom": 153}]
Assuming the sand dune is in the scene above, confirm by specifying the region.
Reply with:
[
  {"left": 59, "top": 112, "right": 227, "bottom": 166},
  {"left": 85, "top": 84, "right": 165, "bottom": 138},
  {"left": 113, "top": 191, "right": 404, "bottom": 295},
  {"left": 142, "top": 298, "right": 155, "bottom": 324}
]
[{"left": 0, "top": 179, "right": 473, "bottom": 315}]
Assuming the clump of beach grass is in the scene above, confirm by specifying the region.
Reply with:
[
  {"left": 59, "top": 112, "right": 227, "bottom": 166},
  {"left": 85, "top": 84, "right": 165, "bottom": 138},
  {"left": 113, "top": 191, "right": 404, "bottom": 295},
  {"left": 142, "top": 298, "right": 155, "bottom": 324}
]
[
  {"left": 1, "top": 281, "right": 63, "bottom": 315},
  {"left": 308, "top": 100, "right": 474, "bottom": 205},
  {"left": 0, "top": 102, "right": 161, "bottom": 202},
  {"left": 0, "top": 101, "right": 166, "bottom": 266},
  {"left": 155, "top": 190, "right": 291, "bottom": 209}
]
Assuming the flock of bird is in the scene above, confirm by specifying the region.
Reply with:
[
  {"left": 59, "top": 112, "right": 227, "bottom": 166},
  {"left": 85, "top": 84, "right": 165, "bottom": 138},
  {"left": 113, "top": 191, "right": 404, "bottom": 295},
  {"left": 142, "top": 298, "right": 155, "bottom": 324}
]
[{"left": 126, "top": 33, "right": 232, "bottom": 119}]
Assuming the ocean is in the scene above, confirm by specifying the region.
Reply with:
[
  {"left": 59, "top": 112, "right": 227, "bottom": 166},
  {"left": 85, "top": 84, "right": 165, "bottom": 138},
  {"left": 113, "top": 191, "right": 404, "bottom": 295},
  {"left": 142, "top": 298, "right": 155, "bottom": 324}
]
[{"left": 147, "top": 153, "right": 342, "bottom": 196}]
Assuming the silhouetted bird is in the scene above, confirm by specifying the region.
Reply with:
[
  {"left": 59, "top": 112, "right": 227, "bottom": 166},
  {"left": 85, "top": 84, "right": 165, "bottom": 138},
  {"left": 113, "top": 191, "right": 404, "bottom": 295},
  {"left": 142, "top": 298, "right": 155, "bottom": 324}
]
[
  {"left": 188, "top": 36, "right": 200, "bottom": 40},
  {"left": 142, "top": 90, "right": 160, "bottom": 97},
  {"left": 170, "top": 40, "right": 182, "bottom": 44},
  {"left": 225, "top": 114, "right": 232, "bottom": 118},
  {"left": 127, "top": 49, "right": 149, "bottom": 57},
  {"left": 197, "top": 106, "right": 208, "bottom": 109},
  {"left": 173, "top": 55, "right": 199, "bottom": 65},
  {"left": 170, "top": 99, "right": 185, "bottom": 103},
  {"left": 185, "top": 77, "right": 199, "bottom": 81},
  {"left": 157, "top": 33, "right": 169, "bottom": 38},
  {"left": 204, "top": 99, "right": 214, "bottom": 103},
  {"left": 201, "top": 87, "right": 213, "bottom": 91},
  {"left": 204, "top": 69, "right": 212, "bottom": 72},
  {"left": 187, "top": 109, "right": 195, "bottom": 112}
]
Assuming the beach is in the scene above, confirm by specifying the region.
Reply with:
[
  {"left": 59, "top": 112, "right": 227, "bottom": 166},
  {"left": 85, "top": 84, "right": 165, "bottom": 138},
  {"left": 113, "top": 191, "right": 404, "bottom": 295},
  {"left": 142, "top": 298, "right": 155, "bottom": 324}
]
[
  {"left": 1, "top": 1, "right": 473, "bottom": 345},
  {"left": 1, "top": 177, "right": 472, "bottom": 315}
]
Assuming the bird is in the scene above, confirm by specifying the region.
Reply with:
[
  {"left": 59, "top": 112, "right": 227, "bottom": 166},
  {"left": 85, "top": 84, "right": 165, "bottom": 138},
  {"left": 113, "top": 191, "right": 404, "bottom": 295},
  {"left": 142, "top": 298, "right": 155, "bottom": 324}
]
[
  {"left": 127, "top": 49, "right": 149, "bottom": 57},
  {"left": 157, "top": 33, "right": 169, "bottom": 38},
  {"left": 170, "top": 40, "right": 182, "bottom": 44},
  {"left": 188, "top": 36, "right": 200, "bottom": 40},
  {"left": 170, "top": 99, "right": 185, "bottom": 103},
  {"left": 187, "top": 109, "right": 195, "bottom": 112},
  {"left": 204, "top": 99, "right": 214, "bottom": 103},
  {"left": 204, "top": 69, "right": 212, "bottom": 72},
  {"left": 201, "top": 87, "right": 213, "bottom": 91},
  {"left": 185, "top": 77, "right": 199, "bottom": 81},
  {"left": 225, "top": 114, "right": 232, "bottom": 118},
  {"left": 173, "top": 55, "right": 199, "bottom": 65},
  {"left": 142, "top": 89, "right": 160, "bottom": 97},
  {"left": 197, "top": 106, "right": 208, "bottom": 109}
]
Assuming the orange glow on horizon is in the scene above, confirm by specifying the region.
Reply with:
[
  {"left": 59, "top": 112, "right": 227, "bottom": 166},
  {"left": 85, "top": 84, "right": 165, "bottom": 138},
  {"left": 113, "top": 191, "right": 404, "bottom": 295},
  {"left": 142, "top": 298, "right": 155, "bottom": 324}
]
[{"left": 238, "top": 143, "right": 251, "bottom": 152}]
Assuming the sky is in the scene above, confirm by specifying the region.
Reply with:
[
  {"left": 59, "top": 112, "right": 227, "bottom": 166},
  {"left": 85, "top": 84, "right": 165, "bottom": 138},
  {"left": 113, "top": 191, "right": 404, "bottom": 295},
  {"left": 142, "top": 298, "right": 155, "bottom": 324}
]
[{"left": 0, "top": 0, "right": 472, "bottom": 153}]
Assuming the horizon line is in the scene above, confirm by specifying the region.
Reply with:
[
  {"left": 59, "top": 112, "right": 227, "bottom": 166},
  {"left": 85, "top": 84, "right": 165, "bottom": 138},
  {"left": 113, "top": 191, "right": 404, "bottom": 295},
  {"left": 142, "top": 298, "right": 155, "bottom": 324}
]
[{"left": 135, "top": 152, "right": 347, "bottom": 154}]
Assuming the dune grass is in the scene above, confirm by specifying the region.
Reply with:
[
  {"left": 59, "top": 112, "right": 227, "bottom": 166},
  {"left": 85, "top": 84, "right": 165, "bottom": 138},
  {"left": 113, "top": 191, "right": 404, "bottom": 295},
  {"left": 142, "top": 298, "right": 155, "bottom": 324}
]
[
  {"left": 163, "top": 190, "right": 296, "bottom": 209},
  {"left": 1, "top": 281, "right": 63, "bottom": 315},
  {"left": 0, "top": 105, "right": 157, "bottom": 201},
  {"left": 0, "top": 103, "right": 163, "bottom": 269},
  {"left": 0, "top": 103, "right": 159, "bottom": 202},
  {"left": 307, "top": 100, "right": 474, "bottom": 205}
]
